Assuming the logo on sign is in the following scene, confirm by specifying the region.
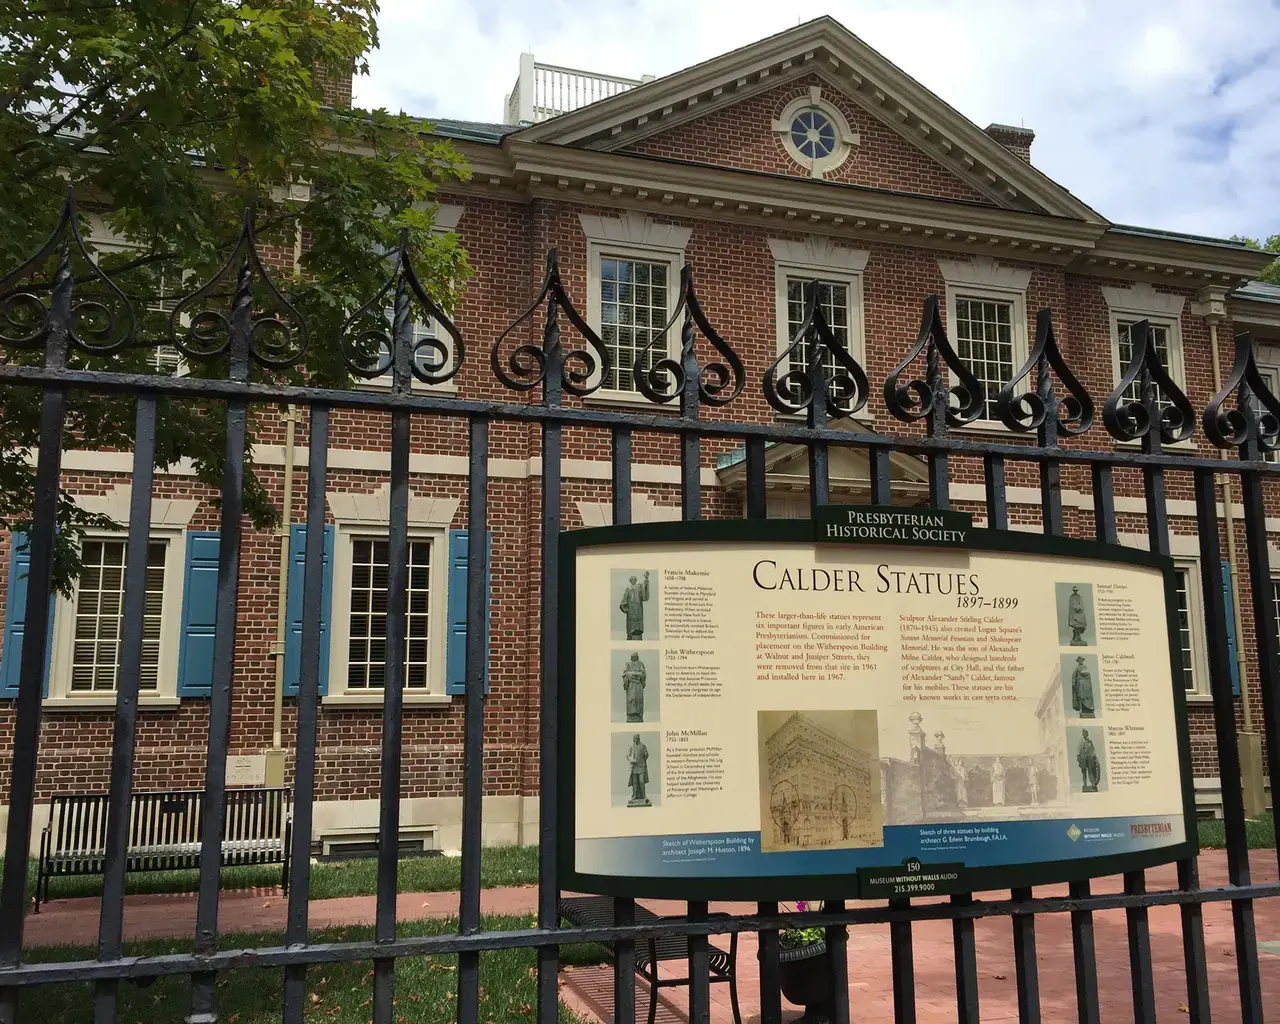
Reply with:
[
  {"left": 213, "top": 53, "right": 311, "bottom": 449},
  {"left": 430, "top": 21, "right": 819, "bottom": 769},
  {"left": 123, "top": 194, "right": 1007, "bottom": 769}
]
[{"left": 1066, "top": 824, "right": 1082, "bottom": 842}]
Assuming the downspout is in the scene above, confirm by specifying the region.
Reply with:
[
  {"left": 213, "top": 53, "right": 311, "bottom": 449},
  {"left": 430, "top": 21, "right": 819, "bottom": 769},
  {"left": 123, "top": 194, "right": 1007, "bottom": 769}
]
[
  {"left": 1207, "top": 309, "right": 1266, "bottom": 819},
  {"left": 265, "top": 405, "right": 299, "bottom": 787}
]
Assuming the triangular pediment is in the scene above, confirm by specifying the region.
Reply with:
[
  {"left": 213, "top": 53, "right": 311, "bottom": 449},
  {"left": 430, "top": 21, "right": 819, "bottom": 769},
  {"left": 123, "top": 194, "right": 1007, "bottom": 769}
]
[{"left": 512, "top": 17, "right": 1102, "bottom": 222}]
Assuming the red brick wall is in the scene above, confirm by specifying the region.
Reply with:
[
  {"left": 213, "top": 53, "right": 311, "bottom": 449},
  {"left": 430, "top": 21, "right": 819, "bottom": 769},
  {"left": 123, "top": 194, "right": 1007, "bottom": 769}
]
[
  {"left": 1, "top": 183, "right": 1274, "bottom": 817},
  {"left": 625, "top": 74, "right": 991, "bottom": 204}
]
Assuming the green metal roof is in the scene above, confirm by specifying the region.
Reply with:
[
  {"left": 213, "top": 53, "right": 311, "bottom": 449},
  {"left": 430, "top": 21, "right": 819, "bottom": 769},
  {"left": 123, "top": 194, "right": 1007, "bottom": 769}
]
[{"left": 1109, "top": 224, "right": 1254, "bottom": 250}]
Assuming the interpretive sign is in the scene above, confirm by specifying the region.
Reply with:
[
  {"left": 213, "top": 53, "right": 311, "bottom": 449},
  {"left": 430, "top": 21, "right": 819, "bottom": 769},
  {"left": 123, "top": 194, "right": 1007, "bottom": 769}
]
[{"left": 559, "top": 513, "right": 1196, "bottom": 900}]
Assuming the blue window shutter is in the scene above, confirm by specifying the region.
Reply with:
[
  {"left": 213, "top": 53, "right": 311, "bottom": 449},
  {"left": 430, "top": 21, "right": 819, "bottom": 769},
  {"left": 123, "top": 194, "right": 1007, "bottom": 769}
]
[
  {"left": 284, "top": 524, "right": 333, "bottom": 697},
  {"left": 446, "top": 529, "right": 491, "bottom": 695},
  {"left": 177, "top": 532, "right": 220, "bottom": 697},
  {"left": 0, "top": 533, "right": 53, "bottom": 698},
  {"left": 1222, "top": 560, "right": 1241, "bottom": 697}
]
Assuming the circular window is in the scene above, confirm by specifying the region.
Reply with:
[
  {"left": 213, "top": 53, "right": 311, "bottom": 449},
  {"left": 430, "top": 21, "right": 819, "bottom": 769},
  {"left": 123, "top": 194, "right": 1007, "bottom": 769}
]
[
  {"left": 773, "top": 88, "right": 857, "bottom": 179},
  {"left": 790, "top": 109, "right": 838, "bottom": 161}
]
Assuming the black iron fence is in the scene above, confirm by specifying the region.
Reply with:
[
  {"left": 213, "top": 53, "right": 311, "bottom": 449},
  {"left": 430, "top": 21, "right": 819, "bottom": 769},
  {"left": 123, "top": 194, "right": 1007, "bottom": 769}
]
[{"left": 0, "top": 190, "right": 1277, "bottom": 1023}]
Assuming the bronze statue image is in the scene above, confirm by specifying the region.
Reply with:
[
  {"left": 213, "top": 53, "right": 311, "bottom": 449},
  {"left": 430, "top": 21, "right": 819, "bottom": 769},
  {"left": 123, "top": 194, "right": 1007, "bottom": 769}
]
[
  {"left": 622, "top": 652, "right": 647, "bottom": 722},
  {"left": 619, "top": 571, "right": 651, "bottom": 640},
  {"left": 1077, "top": 729, "right": 1101, "bottom": 793},
  {"left": 1070, "top": 656, "right": 1096, "bottom": 718},
  {"left": 1067, "top": 585, "right": 1089, "bottom": 646},
  {"left": 626, "top": 733, "right": 651, "bottom": 807}
]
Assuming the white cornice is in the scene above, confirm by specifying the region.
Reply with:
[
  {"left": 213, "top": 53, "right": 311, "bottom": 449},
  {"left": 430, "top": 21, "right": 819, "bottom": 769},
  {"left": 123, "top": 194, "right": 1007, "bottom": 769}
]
[
  {"left": 1100, "top": 282, "right": 1186, "bottom": 318},
  {"left": 577, "top": 210, "right": 692, "bottom": 251},
  {"left": 768, "top": 236, "right": 869, "bottom": 272},
  {"left": 936, "top": 255, "right": 1031, "bottom": 292}
]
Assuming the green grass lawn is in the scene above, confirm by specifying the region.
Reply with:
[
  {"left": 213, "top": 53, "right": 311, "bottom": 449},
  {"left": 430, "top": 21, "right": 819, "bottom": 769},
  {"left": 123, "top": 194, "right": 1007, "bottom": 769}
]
[
  {"left": 15, "top": 844, "right": 540, "bottom": 904},
  {"left": 11, "top": 818, "right": 1273, "bottom": 908},
  {"left": 21, "top": 914, "right": 605, "bottom": 1024},
  {"left": 1196, "top": 815, "right": 1275, "bottom": 850}
]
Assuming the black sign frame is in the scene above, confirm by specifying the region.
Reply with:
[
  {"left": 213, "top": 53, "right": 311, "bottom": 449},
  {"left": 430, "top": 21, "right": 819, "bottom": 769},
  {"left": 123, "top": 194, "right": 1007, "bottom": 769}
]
[{"left": 558, "top": 516, "right": 1198, "bottom": 901}]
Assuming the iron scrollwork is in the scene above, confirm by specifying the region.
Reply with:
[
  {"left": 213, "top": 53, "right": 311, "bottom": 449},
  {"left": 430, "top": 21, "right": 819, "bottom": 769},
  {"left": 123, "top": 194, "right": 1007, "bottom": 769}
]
[
  {"left": 168, "top": 209, "right": 307, "bottom": 370},
  {"left": 340, "top": 234, "right": 465, "bottom": 386},
  {"left": 884, "top": 296, "right": 984, "bottom": 426},
  {"left": 994, "top": 308, "right": 1094, "bottom": 435},
  {"left": 1101, "top": 318, "right": 1196, "bottom": 444},
  {"left": 490, "top": 250, "right": 612, "bottom": 396},
  {"left": 1203, "top": 330, "right": 1280, "bottom": 454},
  {"left": 631, "top": 265, "right": 745, "bottom": 407},
  {"left": 0, "top": 188, "right": 137, "bottom": 357},
  {"left": 763, "top": 279, "right": 870, "bottom": 419}
]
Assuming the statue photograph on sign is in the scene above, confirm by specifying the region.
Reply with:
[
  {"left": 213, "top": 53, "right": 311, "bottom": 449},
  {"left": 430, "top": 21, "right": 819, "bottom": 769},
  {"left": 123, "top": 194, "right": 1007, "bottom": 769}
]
[
  {"left": 611, "top": 569, "right": 657, "bottom": 641},
  {"left": 611, "top": 730, "right": 660, "bottom": 807},
  {"left": 1055, "top": 582, "right": 1096, "bottom": 647},
  {"left": 1061, "top": 653, "right": 1102, "bottom": 720},
  {"left": 1066, "top": 725, "right": 1107, "bottom": 794},
  {"left": 610, "top": 649, "right": 659, "bottom": 723},
  {"left": 757, "top": 710, "right": 883, "bottom": 853}
]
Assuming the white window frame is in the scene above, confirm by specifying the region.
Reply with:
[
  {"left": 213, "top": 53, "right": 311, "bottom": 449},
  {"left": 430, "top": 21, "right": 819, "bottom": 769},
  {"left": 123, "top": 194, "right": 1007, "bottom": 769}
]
[
  {"left": 357, "top": 203, "right": 465, "bottom": 395},
  {"left": 1102, "top": 285, "right": 1188, "bottom": 447},
  {"left": 579, "top": 211, "right": 691, "bottom": 404},
  {"left": 937, "top": 257, "right": 1031, "bottom": 427},
  {"left": 322, "top": 488, "right": 460, "bottom": 707},
  {"left": 47, "top": 527, "right": 187, "bottom": 708},
  {"left": 1253, "top": 347, "right": 1280, "bottom": 463},
  {"left": 768, "top": 238, "right": 868, "bottom": 408},
  {"left": 1172, "top": 558, "right": 1210, "bottom": 700},
  {"left": 85, "top": 216, "right": 189, "bottom": 374}
]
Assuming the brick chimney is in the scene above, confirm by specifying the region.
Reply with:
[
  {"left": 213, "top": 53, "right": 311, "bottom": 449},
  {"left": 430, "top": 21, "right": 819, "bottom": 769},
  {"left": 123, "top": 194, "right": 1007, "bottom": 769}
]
[
  {"left": 318, "top": 64, "right": 354, "bottom": 109},
  {"left": 984, "top": 123, "right": 1034, "bottom": 163}
]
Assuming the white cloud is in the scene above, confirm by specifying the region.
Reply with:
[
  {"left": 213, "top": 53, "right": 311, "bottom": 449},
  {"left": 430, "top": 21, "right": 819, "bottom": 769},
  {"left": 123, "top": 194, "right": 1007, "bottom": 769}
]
[{"left": 357, "top": 0, "right": 1280, "bottom": 240}]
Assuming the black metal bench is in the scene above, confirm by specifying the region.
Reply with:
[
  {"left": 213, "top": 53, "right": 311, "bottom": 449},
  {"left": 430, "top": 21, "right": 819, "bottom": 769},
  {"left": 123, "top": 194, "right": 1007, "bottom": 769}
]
[
  {"left": 35, "top": 787, "right": 292, "bottom": 911},
  {"left": 559, "top": 895, "right": 741, "bottom": 1024}
]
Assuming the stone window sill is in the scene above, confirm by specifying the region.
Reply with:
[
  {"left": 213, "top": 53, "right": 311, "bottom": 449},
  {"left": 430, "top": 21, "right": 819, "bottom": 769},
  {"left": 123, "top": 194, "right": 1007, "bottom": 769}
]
[
  {"left": 321, "top": 692, "right": 453, "bottom": 708},
  {"left": 41, "top": 696, "right": 182, "bottom": 710}
]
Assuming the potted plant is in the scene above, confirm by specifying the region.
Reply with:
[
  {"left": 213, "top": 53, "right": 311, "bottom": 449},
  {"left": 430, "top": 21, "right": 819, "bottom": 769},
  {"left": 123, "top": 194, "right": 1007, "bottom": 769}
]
[{"left": 777, "top": 900, "right": 833, "bottom": 1022}]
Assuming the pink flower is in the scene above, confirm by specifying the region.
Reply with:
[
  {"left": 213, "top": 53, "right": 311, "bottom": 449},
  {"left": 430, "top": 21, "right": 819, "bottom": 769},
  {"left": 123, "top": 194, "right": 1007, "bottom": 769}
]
[{"left": 795, "top": 900, "right": 808, "bottom": 913}]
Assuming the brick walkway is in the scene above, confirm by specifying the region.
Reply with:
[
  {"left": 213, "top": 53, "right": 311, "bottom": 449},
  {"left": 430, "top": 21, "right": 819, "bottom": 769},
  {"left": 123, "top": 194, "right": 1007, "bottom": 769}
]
[{"left": 23, "top": 851, "right": 1280, "bottom": 1023}]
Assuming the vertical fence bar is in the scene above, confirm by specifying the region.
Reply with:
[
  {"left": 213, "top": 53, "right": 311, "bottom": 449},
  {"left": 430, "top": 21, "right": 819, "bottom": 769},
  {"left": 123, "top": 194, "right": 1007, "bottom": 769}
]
[
  {"left": 1192, "top": 469, "right": 1263, "bottom": 1021},
  {"left": 538, "top": 290, "right": 563, "bottom": 1024},
  {"left": 188, "top": 257, "right": 255, "bottom": 1024},
  {"left": 0, "top": 242, "right": 71, "bottom": 1024},
  {"left": 372, "top": 388, "right": 411, "bottom": 1023},
  {"left": 746, "top": 438, "right": 768, "bottom": 521},
  {"left": 282, "top": 405, "right": 329, "bottom": 1024},
  {"left": 1130, "top": 359, "right": 1187, "bottom": 1024},
  {"left": 1010, "top": 888, "right": 1040, "bottom": 1024},
  {"left": 1237, "top": 458, "right": 1280, "bottom": 868},
  {"left": 745, "top": 438, "right": 781, "bottom": 1024},
  {"left": 93, "top": 394, "right": 159, "bottom": 1024},
  {"left": 950, "top": 893, "right": 980, "bottom": 1024},
  {"left": 983, "top": 454, "right": 1006, "bottom": 529},
  {"left": 1070, "top": 449, "right": 1103, "bottom": 1024},
  {"left": 458, "top": 416, "right": 490, "bottom": 1024},
  {"left": 611, "top": 426, "right": 636, "bottom": 1024},
  {"left": 869, "top": 446, "right": 891, "bottom": 506},
  {"left": 825, "top": 898, "right": 850, "bottom": 1024},
  {"left": 679, "top": 316, "right": 712, "bottom": 1024},
  {"left": 890, "top": 898, "right": 915, "bottom": 1024}
]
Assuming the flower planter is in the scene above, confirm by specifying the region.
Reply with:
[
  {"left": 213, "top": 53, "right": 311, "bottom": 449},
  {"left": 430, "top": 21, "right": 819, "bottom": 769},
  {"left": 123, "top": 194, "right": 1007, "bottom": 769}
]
[{"left": 778, "top": 939, "right": 833, "bottom": 1022}]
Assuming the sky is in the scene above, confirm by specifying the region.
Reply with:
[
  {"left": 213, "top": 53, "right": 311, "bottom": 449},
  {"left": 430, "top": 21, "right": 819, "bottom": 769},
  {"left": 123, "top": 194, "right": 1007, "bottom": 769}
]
[{"left": 354, "top": 0, "right": 1280, "bottom": 242}]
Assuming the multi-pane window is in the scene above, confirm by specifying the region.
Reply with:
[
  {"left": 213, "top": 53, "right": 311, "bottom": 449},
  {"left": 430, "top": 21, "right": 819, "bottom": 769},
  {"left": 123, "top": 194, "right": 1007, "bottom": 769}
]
[
  {"left": 600, "top": 257, "right": 668, "bottom": 392},
  {"left": 786, "top": 279, "right": 850, "bottom": 377},
  {"left": 347, "top": 538, "right": 432, "bottom": 690},
  {"left": 71, "top": 540, "right": 165, "bottom": 692},
  {"left": 954, "top": 296, "right": 1016, "bottom": 420},
  {"left": 1252, "top": 366, "right": 1279, "bottom": 463},
  {"left": 1116, "top": 320, "right": 1173, "bottom": 407},
  {"left": 371, "top": 309, "right": 442, "bottom": 380},
  {"left": 1174, "top": 568, "right": 1196, "bottom": 692},
  {"left": 1271, "top": 579, "right": 1280, "bottom": 640},
  {"left": 144, "top": 267, "right": 183, "bottom": 374}
]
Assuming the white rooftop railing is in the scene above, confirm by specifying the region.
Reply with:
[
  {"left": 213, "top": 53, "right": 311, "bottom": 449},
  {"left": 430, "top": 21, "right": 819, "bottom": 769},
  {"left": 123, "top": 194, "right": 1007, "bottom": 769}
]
[{"left": 504, "top": 53, "right": 653, "bottom": 124}]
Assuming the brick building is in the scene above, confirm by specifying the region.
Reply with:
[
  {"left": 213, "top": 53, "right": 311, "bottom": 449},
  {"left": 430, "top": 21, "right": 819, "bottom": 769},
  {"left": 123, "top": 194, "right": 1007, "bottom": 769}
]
[{"left": 1, "top": 17, "right": 1276, "bottom": 855}]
